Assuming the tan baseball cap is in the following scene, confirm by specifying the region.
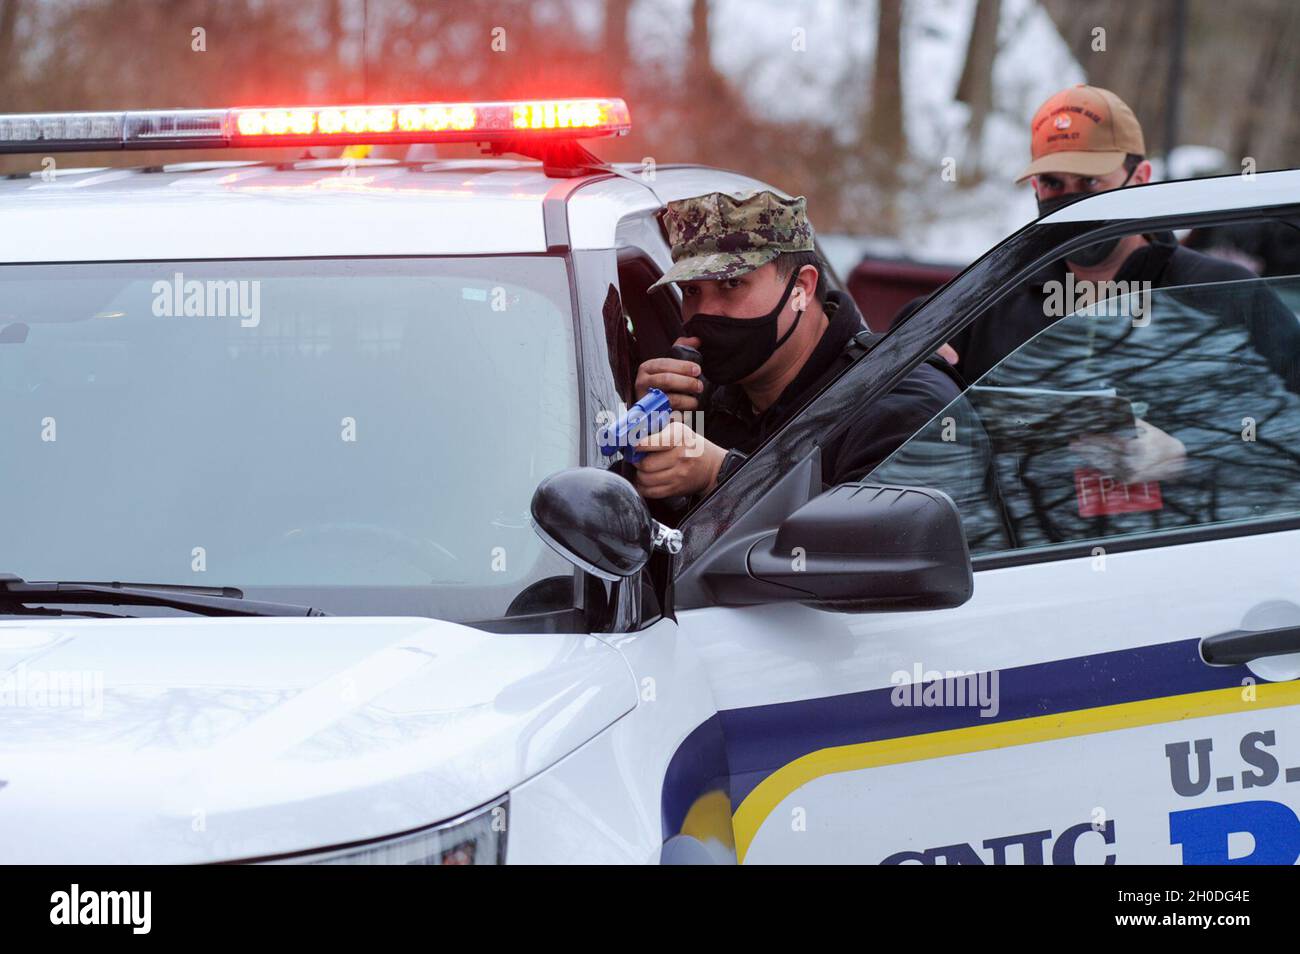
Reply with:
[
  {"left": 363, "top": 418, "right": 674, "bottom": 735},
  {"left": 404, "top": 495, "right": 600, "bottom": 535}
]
[{"left": 1015, "top": 84, "right": 1146, "bottom": 183}]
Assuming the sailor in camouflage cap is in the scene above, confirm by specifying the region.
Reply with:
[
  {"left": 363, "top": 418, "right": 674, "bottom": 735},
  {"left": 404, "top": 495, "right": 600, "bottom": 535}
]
[
  {"left": 627, "top": 186, "right": 960, "bottom": 508},
  {"left": 648, "top": 190, "right": 814, "bottom": 290}
]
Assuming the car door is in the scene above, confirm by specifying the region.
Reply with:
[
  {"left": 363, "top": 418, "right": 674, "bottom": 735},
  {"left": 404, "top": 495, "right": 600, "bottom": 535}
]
[{"left": 670, "top": 200, "right": 1300, "bottom": 864}]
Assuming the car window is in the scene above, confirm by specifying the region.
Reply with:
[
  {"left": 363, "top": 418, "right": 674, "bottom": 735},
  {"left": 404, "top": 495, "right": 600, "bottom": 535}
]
[
  {"left": 0, "top": 256, "right": 579, "bottom": 621},
  {"left": 866, "top": 274, "right": 1300, "bottom": 558}
]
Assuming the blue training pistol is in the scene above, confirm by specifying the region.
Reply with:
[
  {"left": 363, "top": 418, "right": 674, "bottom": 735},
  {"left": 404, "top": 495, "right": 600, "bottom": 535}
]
[{"left": 598, "top": 388, "right": 674, "bottom": 464}]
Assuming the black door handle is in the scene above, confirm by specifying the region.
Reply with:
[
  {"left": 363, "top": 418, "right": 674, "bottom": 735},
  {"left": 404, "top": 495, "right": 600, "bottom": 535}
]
[{"left": 1201, "top": 625, "right": 1300, "bottom": 665}]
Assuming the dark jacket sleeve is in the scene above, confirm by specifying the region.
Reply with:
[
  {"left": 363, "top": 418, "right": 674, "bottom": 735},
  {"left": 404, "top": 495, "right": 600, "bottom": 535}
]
[
  {"left": 1173, "top": 251, "right": 1300, "bottom": 396},
  {"left": 1242, "top": 284, "right": 1300, "bottom": 396},
  {"left": 821, "top": 362, "right": 962, "bottom": 488}
]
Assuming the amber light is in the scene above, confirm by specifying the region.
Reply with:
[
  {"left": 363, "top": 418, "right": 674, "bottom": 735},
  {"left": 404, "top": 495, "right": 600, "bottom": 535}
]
[
  {"left": 511, "top": 100, "right": 616, "bottom": 130},
  {"left": 228, "top": 98, "right": 629, "bottom": 145},
  {"left": 396, "top": 105, "right": 478, "bottom": 132},
  {"left": 236, "top": 109, "right": 318, "bottom": 136}
]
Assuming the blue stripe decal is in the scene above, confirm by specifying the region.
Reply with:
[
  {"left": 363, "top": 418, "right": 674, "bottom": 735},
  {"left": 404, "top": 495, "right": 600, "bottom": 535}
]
[
  {"left": 666, "top": 638, "right": 1255, "bottom": 828},
  {"left": 661, "top": 713, "right": 731, "bottom": 839},
  {"left": 720, "top": 638, "right": 1254, "bottom": 809}
]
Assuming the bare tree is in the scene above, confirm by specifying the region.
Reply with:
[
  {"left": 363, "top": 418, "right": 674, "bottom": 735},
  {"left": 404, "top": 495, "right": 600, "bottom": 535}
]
[
  {"left": 955, "top": 0, "right": 1001, "bottom": 183},
  {"left": 866, "top": 0, "right": 906, "bottom": 233},
  {"left": 686, "top": 0, "right": 733, "bottom": 159},
  {"left": 1231, "top": 1, "right": 1300, "bottom": 165},
  {"left": 1043, "top": 0, "right": 1300, "bottom": 170},
  {"left": 869, "top": 0, "right": 905, "bottom": 165},
  {"left": 604, "top": 0, "right": 632, "bottom": 90},
  {"left": 0, "top": 0, "right": 24, "bottom": 110},
  {"left": 1042, "top": 0, "right": 1166, "bottom": 150}
]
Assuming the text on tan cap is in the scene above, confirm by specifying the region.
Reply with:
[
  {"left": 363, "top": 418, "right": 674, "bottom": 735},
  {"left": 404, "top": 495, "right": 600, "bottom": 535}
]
[{"left": 1016, "top": 84, "right": 1146, "bottom": 183}]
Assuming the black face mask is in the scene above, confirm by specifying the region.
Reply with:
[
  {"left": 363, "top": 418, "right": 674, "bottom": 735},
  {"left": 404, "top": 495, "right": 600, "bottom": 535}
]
[
  {"left": 1036, "top": 169, "right": 1134, "bottom": 268},
  {"left": 681, "top": 270, "right": 804, "bottom": 385}
]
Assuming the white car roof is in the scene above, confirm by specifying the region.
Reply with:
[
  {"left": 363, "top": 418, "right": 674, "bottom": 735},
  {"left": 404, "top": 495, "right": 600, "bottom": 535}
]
[
  {"left": 0, "top": 158, "right": 774, "bottom": 263},
  {"left": 1038, "top": 168, "right": 1300, "bottom": 223}
]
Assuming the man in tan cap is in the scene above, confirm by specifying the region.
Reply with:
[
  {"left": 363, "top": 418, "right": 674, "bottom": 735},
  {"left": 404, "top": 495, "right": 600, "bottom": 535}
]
[
  {"left": 946, "top": 84, "right": 1155, "bottom": 384},
  {"left": 938, "top": 83, "right": 1300, "bottom": 399},
  {"left": 628, "top": 189, "right": 960, "bottom": 502},
  {"left": 1017, "top": 84, "right": 1152, "bottom": 268},
  {"left": 935, "top": 84, "right": 1300, "bottom": 484}
]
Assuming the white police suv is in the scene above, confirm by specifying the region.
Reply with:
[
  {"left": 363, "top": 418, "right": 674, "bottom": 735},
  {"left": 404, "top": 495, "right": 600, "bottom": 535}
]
[{"left": 2, "top": 98, "right": 1300, "bottom": 864}]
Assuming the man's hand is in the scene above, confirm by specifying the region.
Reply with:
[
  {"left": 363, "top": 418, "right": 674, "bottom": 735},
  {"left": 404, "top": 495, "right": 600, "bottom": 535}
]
[
  {"left": 634, "top": 335, "right": 706, "bottom": 412},
  {"left": 1070, "top": 418, "right": 1187, "bottom": 483},
  {"left": 631, "top": 420, "right": 726, "bottom": 499}
]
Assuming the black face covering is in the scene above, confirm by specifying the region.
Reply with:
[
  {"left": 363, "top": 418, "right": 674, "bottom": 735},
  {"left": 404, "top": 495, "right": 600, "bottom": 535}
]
[
  {"left": 681, "top": 270, "right": 804, "bottom": 385},
  {"left": 1036, "top": 168, "right": 1134, "bottom": 268}
]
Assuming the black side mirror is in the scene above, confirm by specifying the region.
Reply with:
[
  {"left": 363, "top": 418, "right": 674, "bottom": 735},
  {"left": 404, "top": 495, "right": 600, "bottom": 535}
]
[
  {"left": 705, "top": 484, "right": 973, "bottom": 611},
  {"left": 530, "top": 467, "right": 653, "bottom": 580}
]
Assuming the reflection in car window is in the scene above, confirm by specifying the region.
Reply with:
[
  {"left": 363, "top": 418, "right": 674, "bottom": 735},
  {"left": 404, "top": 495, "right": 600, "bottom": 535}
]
[
  {"left": 0, "top": 256, "right": 579, "bottom": 620},
  {"left": 867, "top": 276, "right": 1300, "bottom": 556}
]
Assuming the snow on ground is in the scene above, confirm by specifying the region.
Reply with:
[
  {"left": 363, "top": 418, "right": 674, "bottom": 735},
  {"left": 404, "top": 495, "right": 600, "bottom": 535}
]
[
  {"left": 625, "top": 0, "right": 1225, "bottom": 269},
  {"left": 627, "top": 0, "right": 1088, "bottom": 264},
  {"left": 885, "top": 0, "right": 1086, "bottom": 264}
]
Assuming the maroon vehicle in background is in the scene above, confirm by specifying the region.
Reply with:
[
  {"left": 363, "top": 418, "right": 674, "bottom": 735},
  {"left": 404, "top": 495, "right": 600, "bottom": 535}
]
[{"left": 847, "top": 256, "right": 962, "bottom": 333}]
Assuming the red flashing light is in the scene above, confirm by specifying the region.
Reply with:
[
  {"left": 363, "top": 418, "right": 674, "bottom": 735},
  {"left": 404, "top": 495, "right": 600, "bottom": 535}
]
[
  {"left": 0, "top": 98, "right": 631, "bottom": 156},
  {"left": 228, "top": 98, "right": 629, "bottom": 147}
]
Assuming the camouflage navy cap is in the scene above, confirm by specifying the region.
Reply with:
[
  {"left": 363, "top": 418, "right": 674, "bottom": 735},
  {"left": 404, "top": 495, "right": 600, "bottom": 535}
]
[{"left": 648, "top": 190, "right": 814, "bottom": 291}]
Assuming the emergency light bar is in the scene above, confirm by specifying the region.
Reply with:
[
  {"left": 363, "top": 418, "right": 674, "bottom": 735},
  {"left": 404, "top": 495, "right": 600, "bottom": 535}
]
[{"left": 0, "top": 98, "right": 631, "bottom": 154}]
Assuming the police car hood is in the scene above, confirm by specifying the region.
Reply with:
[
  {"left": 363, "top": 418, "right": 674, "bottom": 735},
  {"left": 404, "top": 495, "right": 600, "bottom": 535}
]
[{"left": 0, "top": 616, "right": 636, "bottom": 863}]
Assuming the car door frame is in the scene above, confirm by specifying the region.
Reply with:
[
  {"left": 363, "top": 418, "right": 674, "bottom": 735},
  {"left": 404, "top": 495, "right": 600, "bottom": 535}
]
[{"left": 672, "top": 179, "right": 1300, "bottom": 579}]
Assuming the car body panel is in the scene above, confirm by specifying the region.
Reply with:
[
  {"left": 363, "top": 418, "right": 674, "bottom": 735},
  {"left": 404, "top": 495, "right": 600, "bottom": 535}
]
[
  {"left": 507, "top": 617, "right": 734, "bottom": 864},
  {"left": 673, "top": 530, "right": 1300, "bottom": 862},
  {"left": 0, "top": 616, "right": 635, "bottom": 863},
  {"left": 1039, "top": 169, "right": 1300, "bottom": 223},
  {"left": 0, "top": 159, "right": 777, "bottom": 264},
  {"left": 0, "top": 161, "right": 555, "bottom": 262}
]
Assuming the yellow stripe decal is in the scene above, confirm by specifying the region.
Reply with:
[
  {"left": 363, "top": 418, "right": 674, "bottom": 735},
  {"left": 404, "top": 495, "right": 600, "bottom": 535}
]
[{"left": 733, "top": 680, "right": 1300, "bottom": 863}]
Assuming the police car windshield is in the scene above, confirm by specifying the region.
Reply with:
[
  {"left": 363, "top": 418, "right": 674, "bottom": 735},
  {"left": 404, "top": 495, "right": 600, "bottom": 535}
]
[{"left": 0, "top": 256, "right": 579, "bottom": 623}]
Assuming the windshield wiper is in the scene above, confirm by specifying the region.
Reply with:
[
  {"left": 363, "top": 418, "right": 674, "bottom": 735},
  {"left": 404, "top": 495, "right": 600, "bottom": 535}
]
[
  {"left": 0, "top": 574, "right": 329, "bottom": 618},
  {"left": 0, "top": 605, "right": 135, "bottom": 619}
]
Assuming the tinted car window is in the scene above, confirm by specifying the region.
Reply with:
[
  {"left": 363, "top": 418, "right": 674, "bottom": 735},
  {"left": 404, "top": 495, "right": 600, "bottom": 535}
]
[{"left": 867, "top": 276, "right": 1300, "bottom": 556}]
